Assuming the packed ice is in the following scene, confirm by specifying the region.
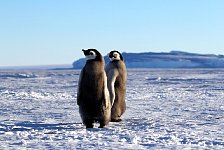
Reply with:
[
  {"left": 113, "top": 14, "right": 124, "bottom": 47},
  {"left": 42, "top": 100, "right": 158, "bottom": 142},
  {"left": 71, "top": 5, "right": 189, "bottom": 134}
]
[{"left": 0, "top": 69, "right": 223, "bottom": 149}]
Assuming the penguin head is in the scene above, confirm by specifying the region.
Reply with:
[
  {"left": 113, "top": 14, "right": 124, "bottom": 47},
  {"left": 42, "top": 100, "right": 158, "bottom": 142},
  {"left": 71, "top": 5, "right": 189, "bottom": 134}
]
[
  {"left": 108, "top": 50, "right": 123, "bottom": 61},
  {"left": 82, "top": 49, "right": 102, "bottom": 61}
]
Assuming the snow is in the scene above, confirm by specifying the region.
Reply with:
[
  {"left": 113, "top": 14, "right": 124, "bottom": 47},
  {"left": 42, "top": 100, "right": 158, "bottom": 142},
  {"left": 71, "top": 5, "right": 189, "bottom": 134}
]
[{"left": 0, "top": 69, "right": 224, "bottom": 149}]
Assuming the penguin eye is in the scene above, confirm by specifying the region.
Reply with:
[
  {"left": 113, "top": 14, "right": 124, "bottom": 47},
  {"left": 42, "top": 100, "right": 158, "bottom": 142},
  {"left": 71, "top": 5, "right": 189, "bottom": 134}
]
[
  {"left": 85, "top": 50, "right": 97, "bottom": 60},
  {"left": 113, "top": 53, "right": 118, "bottom": 58},
  {"left": 89, "top": 51, "right": 96, "bottom": 56}
]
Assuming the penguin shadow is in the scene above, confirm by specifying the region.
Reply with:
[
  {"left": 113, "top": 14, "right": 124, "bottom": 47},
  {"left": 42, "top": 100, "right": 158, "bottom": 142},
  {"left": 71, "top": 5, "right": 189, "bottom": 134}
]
[
  {"left": 111, "top": 117, "right": 155, "bottom": 131},
  {"left": 0, "top": 121, "right": 82, "bottom": 133},
  {"left": 85, "top": 126, "right": 110, "bottom": 132}
]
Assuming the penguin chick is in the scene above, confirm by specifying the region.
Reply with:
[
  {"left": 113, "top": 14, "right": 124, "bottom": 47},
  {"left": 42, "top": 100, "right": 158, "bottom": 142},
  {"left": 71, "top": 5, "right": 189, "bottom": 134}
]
[
  {"left": 77, "top": 49, "right": 111, "bottom": 128},
  {"left": 105, "top": 50, "right": 127, "bottom": 122}
]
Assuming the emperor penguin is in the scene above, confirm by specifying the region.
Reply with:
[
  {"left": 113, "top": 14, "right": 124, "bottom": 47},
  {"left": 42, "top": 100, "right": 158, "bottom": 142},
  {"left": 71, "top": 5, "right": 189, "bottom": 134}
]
[
  {"left": 105, "top": 50, "right": 127, "bottom": 122},
  {"left": 77, "top": 49, "right": 111, "bottom": 128}
]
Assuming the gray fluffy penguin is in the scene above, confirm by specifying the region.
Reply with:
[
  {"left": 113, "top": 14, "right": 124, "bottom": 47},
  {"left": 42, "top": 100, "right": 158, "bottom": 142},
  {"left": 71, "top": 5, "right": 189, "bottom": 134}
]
[
  {"left": 77, "top": 49, "right": 111, "bottom": 128},
  {"left": 105, "top": 50, "right": 127, "bottom": 122}
]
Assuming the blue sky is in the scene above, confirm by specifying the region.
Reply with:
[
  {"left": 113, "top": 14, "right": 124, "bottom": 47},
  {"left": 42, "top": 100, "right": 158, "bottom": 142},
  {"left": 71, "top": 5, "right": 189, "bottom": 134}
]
[{"left": 0, "top": 0, "right": 224, "bottom": 66}]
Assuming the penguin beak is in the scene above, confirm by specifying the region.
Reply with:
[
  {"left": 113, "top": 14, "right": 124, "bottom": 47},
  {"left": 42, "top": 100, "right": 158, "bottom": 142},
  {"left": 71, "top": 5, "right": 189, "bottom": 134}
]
[
  {"left": 82, "top": 49, "right": 87, "bottom": 56},
  {"left": 82, "top": 49, "right": 87, "bottom": 55}
]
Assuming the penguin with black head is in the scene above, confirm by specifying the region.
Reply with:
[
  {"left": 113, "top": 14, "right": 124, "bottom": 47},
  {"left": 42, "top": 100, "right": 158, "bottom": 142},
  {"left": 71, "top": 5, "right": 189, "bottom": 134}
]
[
  {"left": 105, "top": 50, "right": 127, "bottom": 122},
  {"left": 77, "top": 49, "right": 111, "bottom": 128}
]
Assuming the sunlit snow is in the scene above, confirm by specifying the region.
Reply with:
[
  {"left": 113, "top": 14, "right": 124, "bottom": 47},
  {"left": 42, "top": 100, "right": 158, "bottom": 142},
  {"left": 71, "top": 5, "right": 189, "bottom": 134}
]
[{"left": 0, "top": 69, "right": 223, "bottom": 149}]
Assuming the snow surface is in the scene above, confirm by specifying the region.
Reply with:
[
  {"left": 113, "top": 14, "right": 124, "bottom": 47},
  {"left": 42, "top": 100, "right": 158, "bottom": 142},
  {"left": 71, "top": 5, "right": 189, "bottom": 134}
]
[{"left": 0, "top": 69, "right": 224, "bottom": 149}]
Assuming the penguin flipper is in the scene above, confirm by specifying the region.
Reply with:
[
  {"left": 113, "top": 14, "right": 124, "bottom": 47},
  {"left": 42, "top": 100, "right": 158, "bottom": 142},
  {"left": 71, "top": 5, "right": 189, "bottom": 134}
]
[{"left": 77, "top": 69, "right": 84, "bottom": 105}]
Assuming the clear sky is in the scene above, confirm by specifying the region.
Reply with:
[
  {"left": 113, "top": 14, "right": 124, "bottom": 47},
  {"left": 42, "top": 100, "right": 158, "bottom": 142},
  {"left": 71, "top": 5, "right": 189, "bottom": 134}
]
[{"left": 0, "top": 0, "right": 224, "bottom": 66}]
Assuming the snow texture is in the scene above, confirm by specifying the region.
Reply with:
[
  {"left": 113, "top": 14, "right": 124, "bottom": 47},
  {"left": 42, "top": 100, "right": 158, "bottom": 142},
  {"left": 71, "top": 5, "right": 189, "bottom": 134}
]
[{"left": 0, "top": 69, "right": 224, "bottom": 149}]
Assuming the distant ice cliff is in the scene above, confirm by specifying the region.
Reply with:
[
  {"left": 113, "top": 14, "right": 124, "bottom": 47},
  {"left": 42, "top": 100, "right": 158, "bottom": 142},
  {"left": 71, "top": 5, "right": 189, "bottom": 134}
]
[{"left": 72, "top": 51, "right": 224, "bottom": 69}]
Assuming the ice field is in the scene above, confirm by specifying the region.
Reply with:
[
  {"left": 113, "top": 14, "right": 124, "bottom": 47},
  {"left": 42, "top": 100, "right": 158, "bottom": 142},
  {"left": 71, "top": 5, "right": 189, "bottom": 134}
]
[{"left": 0, "top": 69, "right": 223, "bottom": 149}]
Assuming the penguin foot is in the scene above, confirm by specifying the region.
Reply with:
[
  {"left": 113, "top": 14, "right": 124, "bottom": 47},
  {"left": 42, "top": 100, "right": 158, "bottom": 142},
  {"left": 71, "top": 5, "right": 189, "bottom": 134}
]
[
  {"left": 99, "top": 121, "right": 107, "bottom": 128},
  {"left": 111, "top": 118, "right": 122, "bottom": 122},
  {"left": 99, "top": 125, "right": 105, "bottom": 128},
  {"left": 85, "top": 121, "right": 94, "bottom": 128}
]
